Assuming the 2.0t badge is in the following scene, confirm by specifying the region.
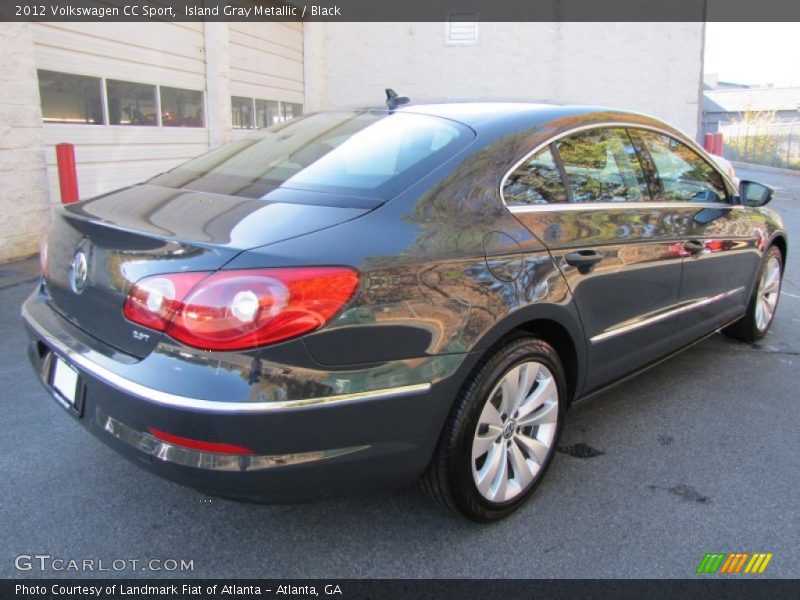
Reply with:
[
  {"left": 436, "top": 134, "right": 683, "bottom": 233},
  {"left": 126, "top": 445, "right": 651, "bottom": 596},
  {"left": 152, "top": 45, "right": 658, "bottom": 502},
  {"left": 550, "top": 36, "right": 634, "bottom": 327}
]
[{"left": 69, "top": 250, "right": 88, "bottom": 294}]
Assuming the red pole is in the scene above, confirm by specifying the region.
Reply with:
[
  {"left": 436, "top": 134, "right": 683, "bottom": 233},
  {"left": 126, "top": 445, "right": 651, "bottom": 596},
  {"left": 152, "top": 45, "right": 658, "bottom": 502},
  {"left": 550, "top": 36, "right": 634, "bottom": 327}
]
[
  {"left": 713, "top": 132, "right": 724, "bottom": 156},
  {"left": 55, "top": 143, "right": 79, "bottom": 204},
  {"left": 704, "top": 133, "right": 714, "bottom": 153}
]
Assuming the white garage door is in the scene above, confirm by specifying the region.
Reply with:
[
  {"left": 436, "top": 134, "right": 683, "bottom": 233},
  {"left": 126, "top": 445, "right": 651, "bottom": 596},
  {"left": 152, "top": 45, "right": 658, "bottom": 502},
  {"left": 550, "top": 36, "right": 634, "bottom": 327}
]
[
  {"left": 229, "top": 22, "right": 304, "bottom": 133},
  {"left": 32, "top": 22, "right": 305, "bottom": 203}
]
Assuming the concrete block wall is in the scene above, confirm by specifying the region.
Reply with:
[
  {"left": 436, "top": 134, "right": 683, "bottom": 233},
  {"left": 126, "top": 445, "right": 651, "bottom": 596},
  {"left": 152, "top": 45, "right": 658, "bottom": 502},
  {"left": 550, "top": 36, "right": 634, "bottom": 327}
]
[{"left": 0, "top": 23, "right": 50, "bottom": 263}]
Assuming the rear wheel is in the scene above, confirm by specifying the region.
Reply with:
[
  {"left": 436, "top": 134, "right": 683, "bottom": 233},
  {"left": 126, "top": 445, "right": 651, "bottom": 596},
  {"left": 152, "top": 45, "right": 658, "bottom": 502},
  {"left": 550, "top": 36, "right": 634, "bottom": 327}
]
[
  {"left": 724, "top": 246, "right": 783, "bottom": 342},
  {"left": 418, "top": 337, "right": 565, "bottom": 522}
]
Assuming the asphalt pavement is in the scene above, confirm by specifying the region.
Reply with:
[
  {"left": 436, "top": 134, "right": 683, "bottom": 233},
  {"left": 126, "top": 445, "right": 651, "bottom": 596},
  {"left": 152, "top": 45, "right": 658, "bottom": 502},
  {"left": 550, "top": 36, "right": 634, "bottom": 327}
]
[{"left": 1, "top": 167, "right": 798, "bottom": 579}]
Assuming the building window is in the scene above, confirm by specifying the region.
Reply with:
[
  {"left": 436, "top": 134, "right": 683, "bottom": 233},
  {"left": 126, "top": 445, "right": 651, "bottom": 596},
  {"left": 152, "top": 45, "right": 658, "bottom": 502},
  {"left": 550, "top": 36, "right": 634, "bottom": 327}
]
[
  {"left": 106, "top": 79, "right": 157, "bottom": 126},
  {"left": 282, "top": 102, "right": 303, "bottom": 121},
  {"left": 232, "top": 96, "right": 254, "bottom": 129},
  {"left": 255, "top": 99, "right": 280, "bottom": 128},
  {"left": 233, "top": 97, "right": 302, "bottom": 129},
  {"left": 37, "top": 70, "right": 103, "bottom": 125},
  {"left": 161, "top": 86, "right": 204, "bottom": 127},
  {"left": 445, "top": 13, "right": 479, "bottom": 45}
]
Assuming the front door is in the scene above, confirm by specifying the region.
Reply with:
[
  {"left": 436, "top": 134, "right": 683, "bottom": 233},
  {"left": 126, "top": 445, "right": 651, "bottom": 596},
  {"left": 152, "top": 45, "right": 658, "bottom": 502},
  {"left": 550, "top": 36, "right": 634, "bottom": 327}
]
[{"left": 628, "top": 129, "right": 762, "bottom": 348}]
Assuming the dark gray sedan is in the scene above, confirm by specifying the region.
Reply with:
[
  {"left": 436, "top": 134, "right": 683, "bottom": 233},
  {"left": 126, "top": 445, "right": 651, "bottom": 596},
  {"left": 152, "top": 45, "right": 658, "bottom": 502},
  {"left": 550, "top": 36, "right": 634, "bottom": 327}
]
[{"left": 23, "top": 101, "right": 787, "bottom": 521}]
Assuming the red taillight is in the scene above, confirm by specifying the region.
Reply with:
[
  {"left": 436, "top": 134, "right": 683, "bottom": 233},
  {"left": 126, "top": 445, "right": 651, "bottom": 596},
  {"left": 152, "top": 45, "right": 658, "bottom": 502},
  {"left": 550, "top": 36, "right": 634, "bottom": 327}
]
[
  {"left": 123, "top": 272, "right": 207, "bottom": 331},
  {"left": 123, "top": 267, "right": 359, "bottom": 351},
  {"left": 148, "top": 428, "right": 255, "bottom": 455}
]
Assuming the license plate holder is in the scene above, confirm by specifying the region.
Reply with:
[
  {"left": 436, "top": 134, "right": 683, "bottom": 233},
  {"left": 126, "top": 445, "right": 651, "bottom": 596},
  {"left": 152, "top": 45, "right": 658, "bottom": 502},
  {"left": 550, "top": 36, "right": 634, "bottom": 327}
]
[{"left": 48, "top": 354, "right": 84, "bottom": 416}]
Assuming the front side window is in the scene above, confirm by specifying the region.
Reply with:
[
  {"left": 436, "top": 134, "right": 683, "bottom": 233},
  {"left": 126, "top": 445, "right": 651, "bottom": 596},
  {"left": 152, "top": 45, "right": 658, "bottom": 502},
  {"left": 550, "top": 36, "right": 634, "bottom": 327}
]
[
  {"left": 634, "top": 130, "right": 729, "bottom": 203},
  {"left": 161, "top": 87, "right": 204, "bottom": 127},
  {"left": 556, "top": 128, "right": 649, "bottom": 203},
  {"left": 37, "top": 70, "right": 103, "bottom": 125},
  {"left": 503, "top": 146, "right": 568, "bottom": 205},
  {"left": 106, "top": 79, "right": 157, "bottom": 126}
]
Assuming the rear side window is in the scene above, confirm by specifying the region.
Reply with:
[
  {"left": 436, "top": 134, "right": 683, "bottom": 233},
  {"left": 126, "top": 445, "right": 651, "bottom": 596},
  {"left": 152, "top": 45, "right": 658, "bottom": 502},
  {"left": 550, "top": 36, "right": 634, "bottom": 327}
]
[
  {"left": 555, "top": 128, "right": 650, "bottom": 203},
  {"left": 151, "top": 111, "right": 473, "bottom": 200},
  {"left": 633, "top": 130, "right": 729, "bottom": 203},
  {"left": 503, "top": 146, "right": 568, "bottom": 206}
]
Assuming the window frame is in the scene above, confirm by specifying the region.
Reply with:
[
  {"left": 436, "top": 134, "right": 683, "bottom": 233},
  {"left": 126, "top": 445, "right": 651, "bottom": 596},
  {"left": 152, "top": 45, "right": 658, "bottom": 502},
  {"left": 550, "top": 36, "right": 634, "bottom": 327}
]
[
  {"left": 37, "top": 69, "right": 205, "bottom": 129},
  {"left": 37, "top": 69, "right": 105, "bottom": 126},
  {"left": 500, "top": 122, "right": 739, "bottom": 211},
  {"left": 550, "top": 127, "right": 652, "bottom": 205},
  {"left": 501, "top": 143, "right": 570, "bottom": 206},
  {"left": 230, "top": 95, "right": 304, "bottom": 129},
  {"left": 160, "top": 85, "right": 205, "bottom": 128},
  {"left": 105, "top": 78, "right": 159, "bottom": 127},
  {"left": 626, "top": 127, "right": 734, "bottom": 205}
]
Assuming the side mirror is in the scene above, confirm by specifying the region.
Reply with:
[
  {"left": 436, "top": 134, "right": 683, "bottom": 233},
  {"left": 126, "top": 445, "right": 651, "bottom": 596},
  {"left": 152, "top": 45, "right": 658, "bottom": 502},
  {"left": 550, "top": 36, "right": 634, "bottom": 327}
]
[{"left": 739, "top": 180, "right": 774, "bottom": 207}]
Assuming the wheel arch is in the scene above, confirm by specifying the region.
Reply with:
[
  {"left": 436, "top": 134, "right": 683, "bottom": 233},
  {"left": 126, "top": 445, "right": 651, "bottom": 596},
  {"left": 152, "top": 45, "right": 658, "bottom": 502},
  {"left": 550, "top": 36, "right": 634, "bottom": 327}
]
[
  {"left": 770, "top": 233, "right": 788, "bottom": 266},
  {"left": 469, "top": 304, "right": 587, "bottom": 405}
]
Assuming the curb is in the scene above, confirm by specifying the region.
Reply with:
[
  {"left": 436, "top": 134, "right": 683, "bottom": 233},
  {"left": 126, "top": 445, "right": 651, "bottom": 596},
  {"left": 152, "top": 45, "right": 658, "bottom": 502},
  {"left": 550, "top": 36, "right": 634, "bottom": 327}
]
[{"left": 732, "top": 162, "right": 800, "bottom": 178}]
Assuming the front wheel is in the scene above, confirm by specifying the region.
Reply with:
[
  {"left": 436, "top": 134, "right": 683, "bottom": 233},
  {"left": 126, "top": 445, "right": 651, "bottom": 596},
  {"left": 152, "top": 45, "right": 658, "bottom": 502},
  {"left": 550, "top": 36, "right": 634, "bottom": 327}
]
[
  {"left": 724, "top": 246, "right": 783, "bottom": 342},
  {"left": 418, "top": 337, "right": 566, "bottom": 522}
]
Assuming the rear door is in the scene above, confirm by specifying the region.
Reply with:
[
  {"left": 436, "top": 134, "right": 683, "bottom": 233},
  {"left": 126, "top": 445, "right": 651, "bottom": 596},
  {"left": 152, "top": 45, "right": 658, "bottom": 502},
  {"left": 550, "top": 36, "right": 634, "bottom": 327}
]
[
  {"left": 506, "top": 127, "right": 684, "bottom": 392},
  {"left": 628, "top": 129, "right": 761, "bottom": 348}
]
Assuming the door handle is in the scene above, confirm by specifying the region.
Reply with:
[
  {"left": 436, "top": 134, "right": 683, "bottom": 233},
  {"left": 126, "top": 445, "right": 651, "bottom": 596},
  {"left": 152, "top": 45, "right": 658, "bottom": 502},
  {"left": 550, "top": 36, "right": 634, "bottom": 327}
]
[
  {"left": 564, "top": 250, "right": 605, "bottom": 268},
  {"left": 683, "top": 240, "right": 705, "bottom": 255}
]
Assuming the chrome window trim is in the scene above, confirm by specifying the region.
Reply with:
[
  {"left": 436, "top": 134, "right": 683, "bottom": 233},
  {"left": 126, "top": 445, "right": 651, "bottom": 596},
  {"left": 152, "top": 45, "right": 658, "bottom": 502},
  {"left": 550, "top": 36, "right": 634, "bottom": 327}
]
[
  {"left": 98, "top": 408, "right": 368, "bottom": 471},
  {"left": 589, "top": 286, "right": 745, "bottom": 344},
  {"left": 508, "top": 201, "right": 745, "bottom": 214},
  {"left": 23, "top": 305, "right": 432, "bottom": 414},
  {"left": 500, "top": 121, "right": 739, "bottom": 212}
]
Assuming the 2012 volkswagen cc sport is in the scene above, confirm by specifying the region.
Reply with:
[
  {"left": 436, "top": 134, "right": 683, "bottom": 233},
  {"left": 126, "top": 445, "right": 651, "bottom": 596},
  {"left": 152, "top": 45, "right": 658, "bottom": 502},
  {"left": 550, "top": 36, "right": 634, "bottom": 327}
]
[{"left": 23, "top": 101, "right": 788, "bottom": 521}]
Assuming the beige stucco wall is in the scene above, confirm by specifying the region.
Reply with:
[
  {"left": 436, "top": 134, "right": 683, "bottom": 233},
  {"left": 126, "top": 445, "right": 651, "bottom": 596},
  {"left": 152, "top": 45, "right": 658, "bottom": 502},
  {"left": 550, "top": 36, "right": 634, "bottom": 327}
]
[
  {"left": 305, "top": 22, "right": 705, "bottom": 139},
  {"left": 0, "top": 23, "right": 50, "bottom": 263}
]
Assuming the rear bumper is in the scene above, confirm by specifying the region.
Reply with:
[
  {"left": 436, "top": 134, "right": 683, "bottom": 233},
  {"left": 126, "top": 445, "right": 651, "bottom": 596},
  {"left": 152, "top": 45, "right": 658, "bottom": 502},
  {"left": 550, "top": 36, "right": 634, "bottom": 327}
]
[{"left": 22, "top": 288, "right": 464, "bottom": 501}]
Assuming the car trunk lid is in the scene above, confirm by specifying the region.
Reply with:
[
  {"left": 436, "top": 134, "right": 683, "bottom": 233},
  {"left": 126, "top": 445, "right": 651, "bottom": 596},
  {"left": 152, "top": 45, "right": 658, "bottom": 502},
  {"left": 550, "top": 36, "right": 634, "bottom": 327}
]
[{"left": 43, "top": 184, "right": 369, "bottom": 357}]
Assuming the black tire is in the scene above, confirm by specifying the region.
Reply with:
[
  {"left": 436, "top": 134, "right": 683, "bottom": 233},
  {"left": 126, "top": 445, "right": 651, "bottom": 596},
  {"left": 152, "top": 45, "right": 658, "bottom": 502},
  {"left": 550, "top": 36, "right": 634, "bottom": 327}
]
[
  {"left": 724, "top": 246, "right": 783, "bottom": 343},
  {"left": 418, "top": 336, "right": 566, "bottom": 522}
]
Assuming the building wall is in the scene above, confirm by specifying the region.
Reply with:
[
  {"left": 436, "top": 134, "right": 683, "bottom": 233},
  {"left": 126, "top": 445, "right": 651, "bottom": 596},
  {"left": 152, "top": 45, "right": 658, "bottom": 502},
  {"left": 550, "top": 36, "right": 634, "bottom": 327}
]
[
  {"left": 0, "top": 23, "right": 50, "bottom": 263},
  {"left": 0, "top": 22, "right": 307, "bottom": 263},
  {"left": 1, "top": 21, "right": 704, "bottom": 264},
  {"left": 307, "top": 22, "right": 705, "bottom": 138},
  {"left": 32, "top": 22, "right": 210, "bottom": 202},
  {"left": 228, "top": 21, "right": 304, "bottom": 140},
  {"left": 229, "top": 22, "right": 304, "bottom": 103}
]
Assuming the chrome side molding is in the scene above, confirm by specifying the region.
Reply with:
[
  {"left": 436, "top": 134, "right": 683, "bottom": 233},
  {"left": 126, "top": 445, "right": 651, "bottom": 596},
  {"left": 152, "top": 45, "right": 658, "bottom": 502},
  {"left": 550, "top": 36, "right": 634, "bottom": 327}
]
[
  {"left": 590, "top": 287, "right": 746, "bottom": 344},
  {"left": 508, "top": 201, "right": 743, "bottom": 214},
  {"left": 98, "top": 409, "right": 367, "bottom": 471}
]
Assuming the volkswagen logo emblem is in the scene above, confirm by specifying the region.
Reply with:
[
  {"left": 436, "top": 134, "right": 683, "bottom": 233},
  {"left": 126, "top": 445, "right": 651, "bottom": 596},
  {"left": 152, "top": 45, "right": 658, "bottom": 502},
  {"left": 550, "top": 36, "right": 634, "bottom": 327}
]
[{"left": 70, "top": 251, "right": 88, "bottom": 294}]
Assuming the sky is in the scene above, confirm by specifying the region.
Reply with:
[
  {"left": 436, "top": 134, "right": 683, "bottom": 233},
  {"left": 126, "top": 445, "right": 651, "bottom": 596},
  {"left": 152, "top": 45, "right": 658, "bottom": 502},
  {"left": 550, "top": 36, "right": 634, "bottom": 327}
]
[{"left": 704, "top": 23, "right": 800, "bottom": 87}]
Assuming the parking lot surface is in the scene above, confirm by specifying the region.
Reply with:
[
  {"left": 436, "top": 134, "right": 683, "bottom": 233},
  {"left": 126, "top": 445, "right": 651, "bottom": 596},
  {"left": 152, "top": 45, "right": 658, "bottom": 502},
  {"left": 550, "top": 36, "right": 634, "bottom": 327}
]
[{"left": 1, "top": 168, "right": 798, "bottom": 578}]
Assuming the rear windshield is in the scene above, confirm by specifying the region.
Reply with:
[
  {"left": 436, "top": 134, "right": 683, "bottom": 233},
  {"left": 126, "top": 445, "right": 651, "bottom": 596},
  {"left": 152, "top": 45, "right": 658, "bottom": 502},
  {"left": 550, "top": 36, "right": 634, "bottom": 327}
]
[{"left": 150, "top": 111, "right": 474, "bottom": 200}]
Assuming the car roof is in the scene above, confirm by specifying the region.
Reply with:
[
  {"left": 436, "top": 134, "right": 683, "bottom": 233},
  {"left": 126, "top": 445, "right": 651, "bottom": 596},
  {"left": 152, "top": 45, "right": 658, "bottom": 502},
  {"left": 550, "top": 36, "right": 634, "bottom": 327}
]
[
  {"left": 339, "top": 101, "right": 679, "bottom": 139},
  {"left": 399, "top": 101, "right": 601, "bottom": 126}
]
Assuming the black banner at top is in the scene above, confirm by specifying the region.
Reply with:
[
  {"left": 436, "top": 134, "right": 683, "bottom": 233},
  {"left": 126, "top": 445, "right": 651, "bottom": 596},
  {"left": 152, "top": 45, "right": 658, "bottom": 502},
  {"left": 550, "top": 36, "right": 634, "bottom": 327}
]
[{"left": 2, "top": 0, "right": 800, "bottom": 22}]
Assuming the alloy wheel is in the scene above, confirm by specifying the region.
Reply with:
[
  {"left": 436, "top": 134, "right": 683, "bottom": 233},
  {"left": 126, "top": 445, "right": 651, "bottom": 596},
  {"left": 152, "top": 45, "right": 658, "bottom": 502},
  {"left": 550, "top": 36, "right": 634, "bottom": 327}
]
[
  {"left": 755, "top": 255, "right": 781, "bottom": 332},
  {"left": 471, "top": 361, "right": 559, "bottom": 503}
]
